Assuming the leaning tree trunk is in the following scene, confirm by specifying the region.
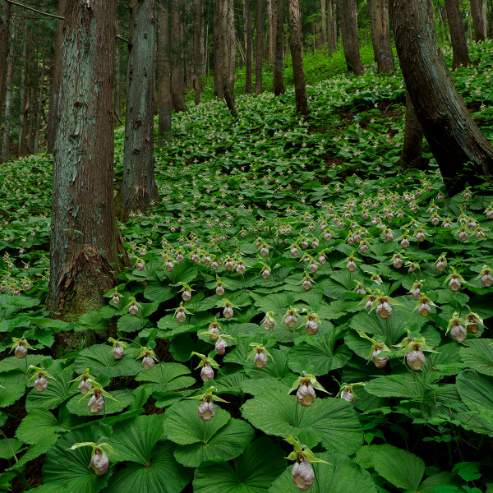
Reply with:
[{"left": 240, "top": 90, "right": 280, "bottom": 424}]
[
  {"left": 255, "top": 0, "right": 265, "bottom": 93},
  {"left": 470, "top": 0, "right": 487, "bottom": 41},
  {"left": 288, "top": 0, "right": 309, "bottom": 117},
  {"left": 401, "top": 92, "right": 426, "bottom": 169},
  {"left": 338, "top": 0, "right": 364, "bottom": 75},
  {"left": 368, "top": 0, "right": 394, "bottom": 73},
  {"left": 171, "top": 0, "right": 186, "bottom": 111},
  {"left": 47, "top": 0, "right": 66, "bottom": 153},
  {"left": 48, "top": 0, "right": 121, "bottom": 318},
  {"left": 244, "top": 0, "right": 253, "bottom": 93},
  {"left": 391, "top": 0, "right": 493, "bottom": 194},
  {"left": 273, "top": 0, "right": 285, "bottom": 95},
  {"left": 122, "top": 0, "right": 158, "bottom": 215},
  {"left": 445, "top": 0, "right": 470, "bottom": 68},
  {"left": 157, "top": 0, "right": 172, "bottom": 134}
]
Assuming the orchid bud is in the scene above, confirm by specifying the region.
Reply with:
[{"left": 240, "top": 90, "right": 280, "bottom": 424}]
[
  {"left": 262, "top": 313, "right": 276, "bottom": 330},
  {"left": 254, "top": 350, "right": 268, "bottom": 368},
  {"left": 261, "top": 268, "right": 271, "bottom": 279},
  {"left": 14, "top": 344, "right": 27, "bottom": 359},
  {"left": 165, "top": 260, "right": 174, "bottom": 272},
  {"left": 296, "top": 383, "right": 316, "bottom": 407},
  {"left": 305, "top": 318, "right": 319, "bottom": 335},
  {"left": 340, "top": 388, "right": 354, "bottom": 402},
  {"left": 200, "top": 364, "right": 214, "bottom": 382},
  {"left": 112, "top": 344, "right": 124, "bottom": 360},
  {"left": 318, "top": 254, "right": 326, "bottom": 264},
  {"left": 223, "top": 305, "right": 234, "bottom": 319},
  {"left": 142, "top": 355, "right": 155, "bottom": 369},
  {"left": 135, "top": 260, "right": 145, "bottom": 271},
  {"left": 215, "top": 338, "right": 227, "bottom": 356},
  {"left": 346, "top": 259, "right": 357, "bottom": 272},
  {"left": 302, "top": 278, "right": 313, "bottom": 291},
  {"left": 215, "top": 284, "right": 225, "bottom": 296},
  {"left": 406, "top": 350, "right": 425, "bottom": 370},
  {"left": 88, "top": 391, "right": 105, "bottom": 413},
  {"left": 79, "top": 377, "right": 92, "bottom": 395},
  {"left": 111, "top": 293, "right": 120, "bottom": 306},
  {"left": 480, "top": 267, "right": 493, "bottom": 288},
  {"left": 392, "top": 254, "right": 403, "bottom": 269},
  {"left": 34, "top": 374, "right": 48, "bottom": 392},
  {"left": 449, "top": 322, "right": 467, "bottom": 343},
  {"left": 400, "top": 237, "right": 410, "bottom": 248},
  {"left": 372, "top": 348, "right": 388, "bottom": 369},
  {"left": 292, "top": 459, "right": 315, "bottom": 490},
  {"left": 128, "top": 302, "right": 140, "bottom": 316},
  {"left": 182, "top": 290, "right": 192, "bottom": 301},
  {"left": 375, "top": 298, "right": 392, "bottom": 320},
  {"left": 236, "top": 262, "right": 246, "bottom": 274},
  {"left": 260, "top": 246, "right": 269, "bottom": 257},
  {"left": 176, "top": 307, "right": 186, "bottom": 322},
  {"left": 198, "top": 400, "right": 215, "bottom": 421},
  {"left": 284, "top": 310, "right": 298, "bottom": 328},
  {"left": 90, "top": 449, "right": 109, "bottom": 476},
  {"left": 448, "top": 275, "right": 462, "bottom": 291}
]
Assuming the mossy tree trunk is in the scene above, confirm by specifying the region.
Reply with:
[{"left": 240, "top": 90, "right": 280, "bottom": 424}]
[
  {"left": 122, "top": 0, "right": 158, "bottom": 215},
  {"left": 391, "top": 0, "right": 493, "bottom": 194},
  {"left": 48, "top": 0, "right": 121, "bottom": 318}
]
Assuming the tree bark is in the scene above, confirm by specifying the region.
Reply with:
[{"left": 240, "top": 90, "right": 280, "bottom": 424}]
[
  {"left": 47, "top": 0, "right": 66, "bottom": 153},
  {"left": 401, "top": 92, "right": 426, "bottom": 169},
  {"left": 368, "top": 0, "right": 394, "bottom": 73},
  {"left": 192, "top": 0, "right": 204, "bottom": 105},
  {"left": 213, "top": 0, "right": 225, "bottom": 98},
  {"left": 391, "top": 0, "right": 493, "bottom": 194},
  {"left": 157, "top": 0, "right": 172, "bottom": 134},
  {"left": 268, "top": 0, "right": 276, "bottom": 64},
  {"left": 122, "top": 0, "right": 158, "bottom": 215},
  {"left": 327, "top": 0, "right": 337, "bottom": 53},
  {"left": 288, "top": 0, "right": 309, "bottom": 117},
  {"left": 244, "top": 0, "right": 253, "bottom": 93},
  {"left": 470, "top": 0, "right": 487, "bottom": 41},
  {"left": 18, "top": 18, "right": 29, "bottom": 156},
  {"left": 1, "top": 6, "right": 14, "bottom": 161},
  {"left": 445, "top": 0, "right": 470, "bottom": 68},
  {"left": 255, "top": 0, "right": 265, "bottom": 93},
  {"left": 48, "top": 0, "right": 121, "bottom": 317},
  {"left": 171, "top": 0, "right": 186, "bottom": 111},
  {"left": 320, "top": 0, "right": 327, "bottom": 46},
  {"left": 273, "top": 0, "right": 285, "bottom": 95},
  {"left": 0, "top": 2, "right": 11, "bottom": 156},
  {"left": 338, "top": 0, "right": 364, "bottom": 75}
]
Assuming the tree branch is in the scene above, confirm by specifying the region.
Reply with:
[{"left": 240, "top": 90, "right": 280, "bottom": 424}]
[{"left": 3, "top": 0, "right": 129, "bottom": 43}]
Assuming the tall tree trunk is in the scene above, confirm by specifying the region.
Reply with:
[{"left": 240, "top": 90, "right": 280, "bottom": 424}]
[
  {"left": 255, "top": 0, "right": 265, "bottom": 93},
  {"left": 445, "top": 0, "right": 470, "bottom": 68},
  {"left": 226, "top": 0, "right": 236, "bottom": 99},
  {"left": 470, "top": 0, "right": 487, "bottom": 41},
  {"left": 157, "top": 0, "right": 172, "bottom": 134},
  {"left": 268, "top": 0, "right": 276, "bottom": 64},
  {"left": 368, "top": 0, "right": 394, "bottom": 73},
  {"left": 320, "top": 0, "right": 327, "bottom": 46},
  {"left": 273, "top": 0, "right": 285, "bottom": 95},
  {"left": 213, "top": 0, "right": 225, "bottom": 98},
  {"left": 192, "top": 0, "right": 204, "bottom": 105},
  {"left": 401, "top": 92, "right": 426, "bottom": 169},
  {"left": 171, "top": 0, "right": 186, "bottom": 111},
  {"left": 47, "top": 0, "right": 66, "bottom": 153},
  {"left": 338, "top": 0, "right": 364, "bottom": 75},
  {"left": 18, "top": 19, "right": 29, "bottom": 156},
  {"left": 244, "top": 0, "right": 253, "bottom": 93},
  {"left": 1, "top": 8, "right": 15, "bottom": 161},
  {"left": 28, "top": 47, "right": 40, "bottom": 154},
  {"left": 0, "top": 2, "right": 11, "bottom": 159},
  {"left": 327, "top": 0, "right": 337, "bottom": 53},
  {"left": 122, "top": 0, "right": 158, "bottom": 215},
  {"left": 391, "top": 0, "right": 493, "bottom": 195},
  {"left": 48, "top": 0, "right": 121, "bottom": 318},
  {"left": 288, "top": 0, "right": 309, "bottom": 117}
]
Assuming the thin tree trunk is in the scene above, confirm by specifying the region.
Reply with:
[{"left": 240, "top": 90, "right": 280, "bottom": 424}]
[
  {"left": 0, "top": 2, "right": 11, "bottom": 158},
  {"left": 48, "top": 0, "right": 121, "bottom": 318},
  {"left": 338, "top": 0, "right": 364, "bottom": 75},
  {"left": 320, "top": 0, "right": 327, "bottom": 46},
  {"left": 368, "top": 0, "right": 394, "bottom": 73},
  {"left": 28, "top": 47, "right": 40, "bottom": 154},
  {"left": 47, "top": 0, "right": 66, "bottom": 153},
  {"left": 288, "top": 0, "right": 309, "bottom": 117},
  {"left": 268, "top": 0, "right": 275, "bottom": 64},
  {"left": 192, "top": 0, "right": 203, "bottom": 105},
  {"left": 401, "top": 92, "right": 426, "bottom": 169},
  {"left": 122, "top": 0, "right": 158, "bottom": 215},
  {"left": 470, "top": 0, "right": 487, "bottom": 41},
  {"left": 273, "top": 0, "right": 285, "bottom": 95},
  {"left": 171, "top": 0, "right": 186, "bottom": 111},
  {"left": 255, "top": 0, "right": 265, "bottom": 93},
  {"left": 157, "top": 0, "right": 172, "bottom": 134},
  {"left": 213, "top": 0, "right": 225, "bottom": 98},
  {"left": 244, "top": 0, "right": 253, "bottom": 93},
  {"left": 391, "top": 0, "right": 493, "bottom": 195},
  {"left": 1, "top": 8, "right": 15, "bottom": 161},
  {"left": 18, "top": 19, "right": 29, "bottom": 156},
  {"left": 114, "top": 17, "right": 121, "bottom": 122},
  {"left": 445, "top": 0, "right": 470, "bottom": 68},
  {"left": 327, "top": 0, "right": 337, "bottom": 53}
]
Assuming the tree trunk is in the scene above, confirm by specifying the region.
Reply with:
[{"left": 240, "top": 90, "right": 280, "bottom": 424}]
[
  {"left": 171, "top": 0, "right": 186, "bottom": 111},
  {"left": 320, "top": 0, "right": 327, "bottom": 46},
  {"left": 18, "top": 19, "right": 29, "bottom": 156},
  {"left": 244, "top": 0, "right": 253, "bottom": 93},
  {"left": 368, "top": 0, "right": 394, "bottom": 73},
  {"left": 255, "top": 0, "right": 265, "bottom": 93},
  {"left": 122, "top": 0, "right": 158, "bottom": 215},
  {"left": 28, "top": 47, "right": 40, "bottom": 154},
  {"left": 273, "top": 0, "right": 285, "bottom": 95},
  {"left": 268, "top": 0, "right": 276, "bottom": 64},
  {"left": 327, "top": 0, "right": 337, "bottom": 53},
  {"left": 1, "top": 7, "right": 15, "bottom": 161},
  {"left": 192, "top": 0, "right": 204, "bottom": 105},
  {"left": 338, "top": 0, "right": 364, "bottom": 75},
  {"left": 445, "top": 0, "right": 470, "bottom": 68},
  {"left": 213, "top": 0, "right": 225, "bottom": 98},
  {"left": 470, "top": 0, "right": 487, "bottom": 41},
  {"left": 226, "top": 0, "right": 236, "bottom": 100},
  {"left": 288, "top": 0, "right": 309, "bottom": 117},
  {"left": 47, "top": 0, "right": 66, "bottom": 153},
  {"left": 391, "top": 0, "right": 493, "bottom": 194},
  {"left": 157, "top": 0, "right": 172, "bottom": 134},
  {"left": 401, "top": 92, "right": 426, "bottom": 169},
  {"left": 0, "top": 2, "right": 11, "bottom": 159},
  {"left": 48, "top": 0, "right": 121, "bottom": 317}
]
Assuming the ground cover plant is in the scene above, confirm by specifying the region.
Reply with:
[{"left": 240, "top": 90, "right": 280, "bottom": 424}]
[{"left": 1, "top": 37, "right": 493, "bottom": 493}]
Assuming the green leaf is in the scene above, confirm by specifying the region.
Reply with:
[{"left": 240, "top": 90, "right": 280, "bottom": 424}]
[
  {"left": 16, "top": 409, "right": 63, "bottom": 445},
  {"left": 241, "top": 392, "right": 362, "bottom": 454},
  {"left": 0, "top": 371, "right": 26, "bottom": 408},
  {"left": 456, "top": 371, "right": 493, "bottom": 424},
  {"left": 269, "top": 452, "right": 377, "bottom": 493},
  {"left": 350, "top": 310, "right": 408, "bottom": 345},
  {"left": 365, "top": 373, "right": 426, "bottom": 399},
  {"left": 105, "top": 442, "right": 189, "bottom": 493},
  {"left": 66, "top": 389, "right": 134, "bottom": 416},
  {"left": 117, "top": 315, "right": 144, "bottom": 333},
  {"left": 74, "top": 344, "right": 142, "bottom": 378},
  {"left": 356, "top": 444, "right": 425, "bottom": 490},
  {"left": 135, "top": 362, "right": 195, "bottom": 392},
  {"left": 461, "top": 340, "right": 493, "bottom": 376},
  {"left": 193, "top": 437, "right": 287, "bottom": 493},
  {"left": 0, "top": 439, "right": 22, "bottom": 459},
  {"left": 453, "top": 462, "right": 481, "bottom": 482},
  {"left": 0, "top": 355, "right": 51, "bottom": 374},
  {"left": 143, "top": 285, "right": 174, "bottom": 303}
]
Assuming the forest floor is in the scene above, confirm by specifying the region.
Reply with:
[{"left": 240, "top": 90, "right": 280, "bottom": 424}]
[{"left": 0, "top": 43, "right": 493, "bottom": 492}]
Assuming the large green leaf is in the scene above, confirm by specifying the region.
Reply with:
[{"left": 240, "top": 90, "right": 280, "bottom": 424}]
[
  {"left": 365, "top": 373, "right": 426, "bottom": 399},
  {"left": 105, "top": 442, "right": 189, "bottom": 493},
  {"left": 66, "top": 389, "right": 134, "bottom": 416},
  {"left": 0, "top": 355, "right": 52, "bottom": 374},
  {"left": 241, "top": 392, "right": 362, "bottom": 454},
  {"left": 16, "top": 409, "right": 64, "bottom": 444},
  {"left": 74, "top": 344, "right": 142, "bottom": 378},
  {"left": 356, "top": 444, "right": 425, "bottom": 490},
  {"left": 460, "top": 339, "right": 493, "bottom": 376},
  {"left": 0, "top": 438, "right": 22, "bottom": 459},
  {"left": 193, "top": 437, "right": 287, "bottom": 493},
  {"left": 349, "top": 310, "right": 408, "bottom": 345},
  {"left": 269, "top": 452, "right": 377, "bottom": 493},
  {"left": 135, "top": 362, "right": 195, "bottom": 392},
  {"left": 0, "top": 371, "right": 26, "bottom": 408},
  {"left": 456, "top": 370, "right": 493, "bottom": 426}
]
